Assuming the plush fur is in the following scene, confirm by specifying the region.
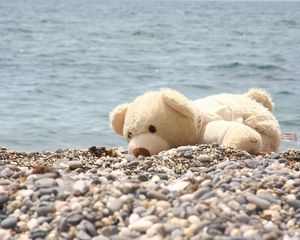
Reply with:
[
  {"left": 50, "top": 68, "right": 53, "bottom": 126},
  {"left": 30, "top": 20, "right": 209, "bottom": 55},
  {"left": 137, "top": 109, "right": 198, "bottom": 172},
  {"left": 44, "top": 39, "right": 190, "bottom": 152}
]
[{"left": 110, "top": 88, "right": 281, "bottom": 156}]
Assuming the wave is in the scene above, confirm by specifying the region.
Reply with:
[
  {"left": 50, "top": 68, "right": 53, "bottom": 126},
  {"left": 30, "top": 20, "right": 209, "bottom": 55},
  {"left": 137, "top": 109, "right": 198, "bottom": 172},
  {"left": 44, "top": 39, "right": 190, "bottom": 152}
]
[{"left": 209, "top": 62, "right": 286, "bottom": 71}]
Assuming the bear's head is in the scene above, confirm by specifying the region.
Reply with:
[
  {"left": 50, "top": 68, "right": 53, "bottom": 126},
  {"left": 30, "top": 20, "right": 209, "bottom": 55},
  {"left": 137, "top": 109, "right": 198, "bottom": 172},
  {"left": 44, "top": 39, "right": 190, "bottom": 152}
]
[{"left": 110, "top": 89, "right": 201, "bottom": 157}]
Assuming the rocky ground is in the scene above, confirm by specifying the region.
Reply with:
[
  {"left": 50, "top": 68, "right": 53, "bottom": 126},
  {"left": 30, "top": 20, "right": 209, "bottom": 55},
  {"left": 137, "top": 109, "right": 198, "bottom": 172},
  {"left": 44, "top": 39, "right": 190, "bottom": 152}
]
[{"left": 0, "top": 144, "right": 300, "bottom": 240}]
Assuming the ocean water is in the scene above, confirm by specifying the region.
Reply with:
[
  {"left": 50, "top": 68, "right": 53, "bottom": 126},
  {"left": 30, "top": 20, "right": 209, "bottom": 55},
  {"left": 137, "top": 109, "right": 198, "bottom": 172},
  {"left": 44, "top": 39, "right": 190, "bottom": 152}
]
[{"left": 0, "top": 0, "right": 299, "bottom": 152}]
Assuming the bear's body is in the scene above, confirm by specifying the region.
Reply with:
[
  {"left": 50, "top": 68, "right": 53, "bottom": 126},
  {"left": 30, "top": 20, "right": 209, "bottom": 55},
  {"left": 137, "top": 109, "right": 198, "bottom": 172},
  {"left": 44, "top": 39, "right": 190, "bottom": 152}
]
[{"left": 110, "top": 88, "right": 281, "bottom": 156}]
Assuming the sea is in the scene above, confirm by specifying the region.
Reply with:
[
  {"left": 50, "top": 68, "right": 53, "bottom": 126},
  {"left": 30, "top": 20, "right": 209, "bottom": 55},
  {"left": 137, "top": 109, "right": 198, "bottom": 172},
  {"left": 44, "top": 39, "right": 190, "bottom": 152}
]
[{"left": 0, "top": 0, "right": 299, "bottom": 152}]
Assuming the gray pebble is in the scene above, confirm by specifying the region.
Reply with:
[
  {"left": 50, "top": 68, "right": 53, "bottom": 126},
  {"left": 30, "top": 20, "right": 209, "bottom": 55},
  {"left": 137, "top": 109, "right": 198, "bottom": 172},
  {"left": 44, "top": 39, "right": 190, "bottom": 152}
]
[
  {"left": 31, "top": 229, "right": 48, "bottom": 239},
  {"left": 138, "top": 174, "right": 148, "bottom": 181},
  {"left": 58, "top": 217, "right": 68, "bottom": 233},
  {"left": 176, "top": 146, "right": 193, "bottom": 153},
  {"left": 68, "top": 213, "right": 83, "bottom": 225},
  {"left": 171, "top": 228, "right": 183, "bottom": 237},
  {"left": 200, "top": 192, "right": 215, "bottom": 200},
  {"left": 198, "top": 155, "right": 211, "bottom": 162},
  {"left": 193, "top": 187, "right": 211, "bottom": 199},
  {"left": 39, "top": 188, "right": 54, "bottom": 195},
  {"left": 101, "top": 226, "right": 119, "bottom": 236},
  {"left": 73, "top": 180, "right": 89, "bottom": 195},
  {"left": 35, "top": 178, "right": 57, "bottom": 188},
  {"left": 287, "top": 200, "right": 300, "bottom": 210},
  {"left": 68, "top": 160, "right": 83, "bottom": 170},
  {"left": 224, "top": 163, "right": 242, "bottom": 170},
  {"left": 270, "top": 153, "right": 280, "bottom": 159},
  {"left": 107, "top": 198, "right": 123, "bottom": 212},
  {"left": 256, "top": 193, "right": 281, "bottom": 205},
  {"left": 0, "top": 216, "right": 18, "bottom": 229},
  {"left": 236, "top": 215, "right": 250, "bottom": 224},
  {"left": 293, "top": 179, "right": 300, "bottom": 187},
  {"left": 76, "top": 230, "right": 92, "bottom": 240},
  {"left": 246, "top": 194, "right": 270, "bottom": 210},
  {"left": 36, "top": 206, "right": 53, "bottom": 217},
  {"left": 207, "top": 228, "right": 222, "bottom": 235},
  {"left": 236, "top": 151, "right": 252, "bottom": 159},
  {"left": 244, "top": 159, "right": 260, "bottom": 169},
  {"left": 0, "top": 195, "right": 9, "bottom": 206},
  {"left": 133, "top": 206, "right": 146, "bottom": 214},
  {"left": 82, "top": 220, "right": 97, "bottom": 237},
  {"left": 127, "top": 160, "right": 139, "bottom": 168},
  {"left": 146, "top": 190, "right": 168, "bottom": 201},
  {"left": 216, "top": 161, "right": 231, "bottom": 170}
]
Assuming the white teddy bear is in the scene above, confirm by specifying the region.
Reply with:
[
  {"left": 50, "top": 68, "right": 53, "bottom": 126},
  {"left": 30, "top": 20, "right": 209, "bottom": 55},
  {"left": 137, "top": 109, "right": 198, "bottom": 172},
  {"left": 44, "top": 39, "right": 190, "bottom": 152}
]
[{"left": 110, "top": 88, "right": 281, "bottom": 157}]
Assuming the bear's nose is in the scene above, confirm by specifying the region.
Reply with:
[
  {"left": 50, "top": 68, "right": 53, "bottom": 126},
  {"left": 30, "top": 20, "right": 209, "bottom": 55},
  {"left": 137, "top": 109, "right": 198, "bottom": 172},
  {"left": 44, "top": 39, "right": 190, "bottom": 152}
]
[{"left": 133, "top": 147, "right": 151, "bottom": 157}]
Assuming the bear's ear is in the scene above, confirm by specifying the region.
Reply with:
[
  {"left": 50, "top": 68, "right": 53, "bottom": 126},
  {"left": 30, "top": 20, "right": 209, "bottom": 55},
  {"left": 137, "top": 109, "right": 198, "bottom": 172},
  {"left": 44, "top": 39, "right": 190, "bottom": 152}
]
[
  {"left": 109, "top": 103, "right": 129, "bottom": 136},
  {"left": 161, "top": 88, "right": 195, "bottom": 118}
]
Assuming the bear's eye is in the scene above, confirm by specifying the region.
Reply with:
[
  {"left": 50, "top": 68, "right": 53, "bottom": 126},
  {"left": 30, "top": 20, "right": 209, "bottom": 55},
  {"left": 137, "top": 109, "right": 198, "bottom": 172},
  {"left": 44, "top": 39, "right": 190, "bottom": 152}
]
[
  {"left": 127, "top": 132, "right": 132, "bottom": 139},
  {"left": 148, "top": 125, "right": 156, "bottom": 133}
]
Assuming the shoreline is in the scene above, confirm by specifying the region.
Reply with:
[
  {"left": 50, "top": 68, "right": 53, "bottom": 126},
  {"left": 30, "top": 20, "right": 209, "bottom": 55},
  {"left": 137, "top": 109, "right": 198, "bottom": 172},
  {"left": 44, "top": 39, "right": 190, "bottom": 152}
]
[{"left": 0, "top": 145, "right": 300, "bottom": 239}]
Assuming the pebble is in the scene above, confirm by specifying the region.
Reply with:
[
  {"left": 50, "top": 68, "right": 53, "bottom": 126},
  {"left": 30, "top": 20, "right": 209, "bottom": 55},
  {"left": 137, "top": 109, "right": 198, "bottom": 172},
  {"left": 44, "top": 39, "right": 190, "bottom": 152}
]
[
  {"left": 0, "top": 145, "right": 299, "bottom": 239},
  {"left": 146, "top": 190, "right": 168, "bottom": 201},
  {"left": 36, "top": 206, "right": 53, "bottom": 217},
  {"left": 129, "top": 219, "right": 153, "bottom": 232},
  {"left": 68, "top": 160, "right": 83, "bottom": 170},
  {"left": 246, "top": 194, "right": 271, "bottom": 210},
  {"left": 287, "top": 200, "right": 300, "bottom": 209},
  {"left": 73, "top": 180, "right": 89, "bottom": 195},
  {"left": 67, "top": 213, "right": 83, "bottom": 225},
  {"left": 168, "top": 180, "right": 190, "bottom": 192},
  {"left": 193, "top": 187, "right": 211, "bottom": 199},
  {"left": 76, "top": 230, "right": 91, "bottom": 240},
  {"left": 35, "top": 178, "right": 57, "bottom": 188},
  {"left": 198, "top": 155, "right": 211, "bottom": 162},
  {"left": 0, "top": 195, "right": 9, "bottom": 206},
  {"left": 0, "top": 216, "right": 18, "bottom": 229},
  {"left": 107, "top": 197, "right": 123, "bottom": 212},
  {"left": 244, "top": 159, "right": 260, "bottom": 169}
]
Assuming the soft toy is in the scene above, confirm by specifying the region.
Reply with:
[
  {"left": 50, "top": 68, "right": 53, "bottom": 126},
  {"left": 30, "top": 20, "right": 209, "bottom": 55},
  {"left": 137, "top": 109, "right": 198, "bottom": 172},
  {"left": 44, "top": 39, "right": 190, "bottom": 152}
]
[{"left": 110, "top": 88, "right": 281, "bottom": 157}]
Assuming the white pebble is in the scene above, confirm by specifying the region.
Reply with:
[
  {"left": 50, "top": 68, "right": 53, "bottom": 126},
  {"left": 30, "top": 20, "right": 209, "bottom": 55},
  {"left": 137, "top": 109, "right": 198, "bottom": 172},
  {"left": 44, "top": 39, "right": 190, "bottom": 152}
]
[{"left": 129, "top": 219, "right": 153, "bottom": 232}]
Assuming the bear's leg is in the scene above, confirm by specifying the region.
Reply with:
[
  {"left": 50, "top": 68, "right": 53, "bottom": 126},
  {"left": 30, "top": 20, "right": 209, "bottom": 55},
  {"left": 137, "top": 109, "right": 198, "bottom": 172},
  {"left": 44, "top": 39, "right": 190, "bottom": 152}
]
[
  {"left": 204, "top": 120, "right": 262, "bottom": 154},
  {"left": 222, "top": 123, "right": 262, "bottom": 154},
  {"left": 243, "top": 103, "right": 281, "bottom": 152}
]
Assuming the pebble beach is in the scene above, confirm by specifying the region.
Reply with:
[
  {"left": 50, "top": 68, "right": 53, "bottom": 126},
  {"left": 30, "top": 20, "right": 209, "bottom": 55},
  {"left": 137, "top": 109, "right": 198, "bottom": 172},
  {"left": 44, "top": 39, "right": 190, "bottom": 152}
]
[{"left": 0, "top": 144, "right": 300, "bottom": 240}]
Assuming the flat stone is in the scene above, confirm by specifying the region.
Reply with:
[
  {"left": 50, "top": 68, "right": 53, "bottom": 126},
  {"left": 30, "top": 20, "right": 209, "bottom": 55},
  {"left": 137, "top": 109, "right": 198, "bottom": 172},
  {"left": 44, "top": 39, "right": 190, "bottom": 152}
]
[
  {"left": 216, "top": 161, "right": 231, "bottom": 170},
  {"left": 146, "top": 190, "right": 168, "bottom": 201},
  {"left": 101, "top": 226, "right": 119, "bottom": 236},
  {"left": 31, "top": 229, "right": 48, "bottom": 239},
  {"left": 68, "top": 213, "right": 83, "bottom": 225},
  {"left": 76, "top": 230, "right": 91, "bottom": 240},
  {"left": 256, "top": 193, "right": 281, "bottom": 205},
  {"left": 244, "top": 159, "right": 260, "bottom": 169},
  {"left": 193, "top": 187, "right": 211, "bottom": 199},
  {"left": 107, "top": 198, "right": 123, "bottom": 212},
  {"left": 236, "top": 151, "right": 252, "bottom": 159},
  {"left": 287, "top": 200, "right": 300, "bottom": 209},
  {"left": 246, "top": 194, "right": 271, "bottom": 210},
  {"left": 129, "top": 219, "right": 153, "bottom": 232},
  {"left": 138, "top": 174, "right": 148, "bottom": 182},
  {"left": 82, "top": 220, "right": 97, "bottom": 237},
  {"left": 35, "top": 178, "right": 57, "bottom": 188},
  {"left": 68, "top": 160, "right": 83, "bottom": 170},
  {"left": 168, "top": 180, "right": 190, "bottom": 192},
  {"left": 198, "top": 155, "right": 211, "bottom": 162},
  {"left": 1, "top": 216, "right": 18, "bottom": 229},
  {"left": 0, "top": 195, "right": 9, "bottom": 206},
  {"left": 73, "top": 180, "right": 89, "bottom": 195},
  {"left": 36, "top": 206, "right": 53, "bottom": 217}
]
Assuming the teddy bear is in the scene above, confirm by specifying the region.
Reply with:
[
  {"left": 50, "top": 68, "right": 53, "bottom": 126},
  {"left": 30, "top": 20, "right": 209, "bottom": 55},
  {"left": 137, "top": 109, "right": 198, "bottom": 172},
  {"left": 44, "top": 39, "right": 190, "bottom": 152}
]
[{"left": 110, "top": 88, "right": 281, "bottom": 157}]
